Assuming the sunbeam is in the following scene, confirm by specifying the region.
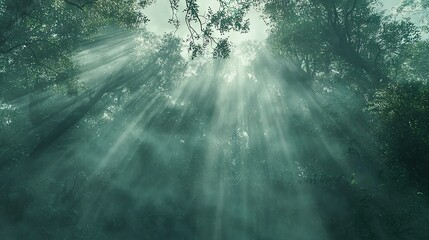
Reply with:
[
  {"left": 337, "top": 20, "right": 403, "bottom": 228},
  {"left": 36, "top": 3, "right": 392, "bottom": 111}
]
[{"left": 2, "top": 1, "right": 429, "bottom": 239}]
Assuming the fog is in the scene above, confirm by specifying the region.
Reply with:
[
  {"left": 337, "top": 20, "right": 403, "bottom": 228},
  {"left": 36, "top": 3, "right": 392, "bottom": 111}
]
[{"left": 1, "top": 25, "right": 428, "bottom": 239}]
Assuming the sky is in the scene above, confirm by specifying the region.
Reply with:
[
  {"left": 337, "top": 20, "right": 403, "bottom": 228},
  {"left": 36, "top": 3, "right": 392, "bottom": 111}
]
[{"left": 382, "top": 0, "right": 401, "bottom": 9}]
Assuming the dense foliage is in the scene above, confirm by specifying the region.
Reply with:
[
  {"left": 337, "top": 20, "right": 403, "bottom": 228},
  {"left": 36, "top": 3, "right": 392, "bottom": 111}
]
[{"left": 1, "top": 0, "right": 429, "bottom": 239}]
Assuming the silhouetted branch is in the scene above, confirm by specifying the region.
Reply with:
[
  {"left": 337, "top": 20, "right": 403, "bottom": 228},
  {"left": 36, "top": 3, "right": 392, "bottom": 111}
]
[{"left": 63, "top": 0, "right": 86, "bottom": 11}]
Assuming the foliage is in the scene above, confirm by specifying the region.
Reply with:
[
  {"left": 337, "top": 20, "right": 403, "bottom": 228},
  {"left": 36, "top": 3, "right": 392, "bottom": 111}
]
[
  {"left": 398, "top": 40, "right": 429, "bottom": 81},
  {"left": 0, "top": 0, "right": 149, "bottom": 99},
  {"left": 263, "top": 0, "right": 420, "bottom": 91},
  {"left": 168, "top": 0, "right": 252, "bottom": 59},
  {"left": 368, "top": 81, "right": 429, "bottom": 185},
  {"left": 1, "top": 0, "right": 429, "bottom": 239},
  {"left": 396, "top": 0, "right": 429, "bottom": 26}
]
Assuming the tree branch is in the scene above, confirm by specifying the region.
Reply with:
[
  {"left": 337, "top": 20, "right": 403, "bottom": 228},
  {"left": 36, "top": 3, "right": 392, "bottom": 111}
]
[{"left": 63, "top": 0, "right": 86, "bottom": 11}]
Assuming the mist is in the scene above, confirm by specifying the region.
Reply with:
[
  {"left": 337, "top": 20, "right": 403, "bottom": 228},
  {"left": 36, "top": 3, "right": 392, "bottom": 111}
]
[{"left": 1, "top": 27, "right": 428, "bottom": 239}]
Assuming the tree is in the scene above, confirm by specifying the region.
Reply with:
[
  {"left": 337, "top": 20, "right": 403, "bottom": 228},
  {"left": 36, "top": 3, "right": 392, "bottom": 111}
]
[
  {"left": 263, "top": 0, "right": 420, "bottom": 91},
  {"left": 368, "top": 80, "right": 429, "bottom": 187},
  {"left": 365, "top": 38, "right": 429, "bottom": 188},
  {"left": 0, "top": 0, "right": 149, "bottom": 100}
]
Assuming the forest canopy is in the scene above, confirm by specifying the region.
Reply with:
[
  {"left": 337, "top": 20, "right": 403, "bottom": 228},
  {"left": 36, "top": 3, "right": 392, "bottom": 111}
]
[{"left": 1, "top": 0, "right": 429, "bottom": 239}]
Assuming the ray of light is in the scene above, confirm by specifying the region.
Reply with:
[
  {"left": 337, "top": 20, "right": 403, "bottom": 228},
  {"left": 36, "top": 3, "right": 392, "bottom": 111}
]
[{"left": 3, "top": 28, "right": 398, "bottom": 240}]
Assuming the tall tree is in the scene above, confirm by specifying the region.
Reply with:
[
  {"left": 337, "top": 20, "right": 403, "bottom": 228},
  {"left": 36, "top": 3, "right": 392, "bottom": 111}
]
[
  {"left": 0, "top": 0, "right": 149, "bottom": 100},
  {"left": 263, "top": 0, "right": 420, "bottom": 91}
]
